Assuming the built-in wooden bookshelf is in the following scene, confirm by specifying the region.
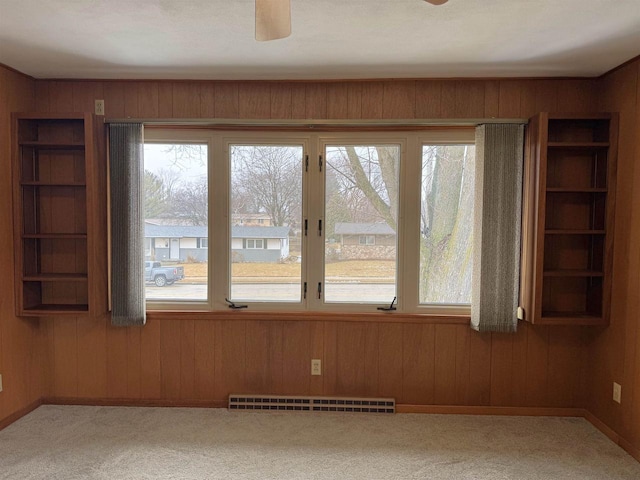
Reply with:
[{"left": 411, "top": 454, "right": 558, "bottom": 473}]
[
  {"left": 521, "top": 113, "right": 618, "bottom": 325},
  {"left": 12, "top": 113, "right": 101, "bottom": 316}
]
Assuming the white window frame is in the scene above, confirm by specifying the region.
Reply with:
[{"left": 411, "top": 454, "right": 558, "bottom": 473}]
[{"left": 143, "top": 128, "right": 475, "bottom": 315}]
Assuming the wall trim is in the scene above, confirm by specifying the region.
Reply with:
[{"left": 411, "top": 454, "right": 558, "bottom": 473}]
[
  {"left": 397, "top": 405, "right": 585, "bottom": 416},
  {"left": 42, "top": 397, "right": 227, "bottom": 409},
  {"left": 0, "top": 399, "right": 42, "bottom": 431},
  {"left": 584, "top": 410, "right": 640, "bottom": 463}
]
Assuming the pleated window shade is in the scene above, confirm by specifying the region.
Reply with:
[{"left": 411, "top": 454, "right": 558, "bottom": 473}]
[
  {"left": 471, "top": 124, "right": 524, "bottom": 333},
  {"left": 109, "top": 123, "right": 146, "bottom": 326}
]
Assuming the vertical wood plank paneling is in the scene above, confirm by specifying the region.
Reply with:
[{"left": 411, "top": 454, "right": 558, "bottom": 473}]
[
  {"left": 416, "top": 80, "right": 442, "bottom": 118},
  {"left": 498, "top": 81, "right": 523, "bottom": 118},
  {"left": 270, "top": 83, "right": 292, "bottom": 119},
  {"left": 383, "top": 81, "right": 415, "bottom": 119},
  {"left": 483, "top": 81, "right": 500, "bottom": 118},
  {"left": 34, "top": 81, "right": 50, "bottom": 111},
  {"left": 200, "top": 83, "right": 216, "bottom": 118},
  {"left": 309, "top": 321, "right": 324, "bottom": 396},
  {"left": 455, "top": 81, "right": 485, "bottom": 118},
  {"left": 525, "top": 326, "right": 549, "bottom": 406},
  {"left": 291, "top": 84, "right": 306, "bottom": 118},
  {"left": 140, "top": 318, "right": 162, "bottom": 398},
  {"left": 72, "top": 81, "right": 103, "bottom": 113},
  {"left": 157, "top": 82, "right": 173, "bottom": 117},
  {"left": 179, "top": 319, "right": 195, "bottom": 399},
  {"left": 245, "top": 320, "right": 271, "bottom": 393},
  {"left": 76, "top": 317, "right": 107, "bottom": 398},
  {"left": 378, "top": 323, "right": 403, "bottom": 400},
  {"left": 434, "top": 324, "right": 457, "bottom": 405},
  {"left": 173, "top": 82, "right": 201, "bottom": 118},
  {"left": 402, "top": 324, "right": 435, "bottom": 404},
  {"left": 214, "top": 320, "right": 246, "bottom": 399},
  {"left": 534, "top": 80, "right": 558, "bottom": 113},
  {"left": 454, "top": 325, "right": 470, "bottom": 404},
  {"left": 490, "top": 333, "right": 514, "bottom": 405},
  {"left": 103, "top": 82, "right": 126, "bottom": 118},
  {"left": 193, "top": 319, "right": 216, "bottom": 400},
  {"left": 126, "top": 327, "right": 142, "bottom": 398},
  {"left": 347, "top": 83, "right": 363, "bottom": 119},
  {"left": 468, "top": 331, "right": 491, "bottom": 405},
  {"left": 53, "top": 318, "right": 78, "bottom": 397},
  {"left": 138, "top": 82, "right": 160, "bottom": 118},
  {"left": 305, "top": 84, "right": 328, "bottom": 119},
  {"left": 160, "top": 320, "right": 181, "bottom": 399},
  {"left": 215, "top": 83, "right": 239, "bottom": 118},
  {"left": 519, "top": 81, "right": 538, "bottom": 119},
  {"left": 282, "top": 321, "right": 314, "bottom": 395},
  {"left": 330, "top": 323, "right": 378, "bottom": 397},
  {"left": 547, "top": 327, "right": 583, "bottom": 407},
  {"left": 510, "top": 324, "right": 529, "bottom": 406},
  {"left": 238, "top": 83, "right": 271, "bottom": 119},
  {"left": 440, "top": 82, "right": 456, "bottom": 118},
  {"left": 326, "top": 83, "right": 349, "bottom": 119},
  {"left": 124, "top": 83, "right": 140, "bottom": 118},
  {"left": 557, "top": 79, "right": 597, "bottom": 113},
  {"left": 106, "top": 326, "right": 128, "bottom": 398},
  {"left": 48, "top": 81, "right": 73, "bottom": 112},
  {"left": 361, "top": 82, "right": 383, "bottom": 119}
]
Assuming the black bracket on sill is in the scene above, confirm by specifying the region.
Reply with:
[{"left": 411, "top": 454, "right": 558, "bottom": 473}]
[
  {"left": 225, "top": 298, "right": 248, "bottom": 309},
  {"left": 377, "top": 296, "right": 397, "bottom": 312}
]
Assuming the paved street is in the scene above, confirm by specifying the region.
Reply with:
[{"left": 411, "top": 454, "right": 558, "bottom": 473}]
[{"left": 146, "top": 282, "right": 395, "bottom": 303}]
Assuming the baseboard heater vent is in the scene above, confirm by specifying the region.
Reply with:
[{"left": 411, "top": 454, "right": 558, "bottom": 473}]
[{"left": 229, "top": 395, "right": 395, "bottom": 413}]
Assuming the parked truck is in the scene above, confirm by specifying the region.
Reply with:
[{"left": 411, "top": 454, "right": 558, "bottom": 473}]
[{"left": 144, "top": 261, "right": 185, "bottom": 287}]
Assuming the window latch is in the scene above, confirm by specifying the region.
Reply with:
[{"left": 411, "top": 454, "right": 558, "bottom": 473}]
[
  {"left": 318, "top": 219, "right": 322, "bottom": 236},
  {"left": 377, "top": 296, "right": 397, "bottom": 312},
  {"left": 304, "top": 219, "right": 308, "bottom": 236},
  {"left": 305, "top": 154, "right": 309, "bottom": 172},
  {"left": 225, "top": 298, "right": 248, "bottom": 309},
  {"left": 303, "top": 282, "right": 307, "bottom": 299},
  {"left": 317, "top": 282, "right": 322, "bottom": 300},
  {"left": 319, "top": 154, "right": 323, "bottom": 172}
]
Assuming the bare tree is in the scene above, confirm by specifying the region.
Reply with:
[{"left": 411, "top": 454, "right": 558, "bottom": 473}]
[{"left": 231, "top": 146, "right": 302, "bottom": 227}]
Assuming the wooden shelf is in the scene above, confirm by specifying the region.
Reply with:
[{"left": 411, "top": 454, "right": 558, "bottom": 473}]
[
  {"left": 22, "top": 304, "right": 89, "bottom": 315},
  {"left": 23, "top": 273, "right": 88, "bottom": 282},
  {"left": 546, "top": 187, "right": 607, "bottom": 193},
  {"left": 21, "top": 181, "right": 86, "bottom": 187},
  {"left": 547, "top": 142, "right": 609, "bottom": 148},
  {"left": 521, "top": 112, "right": 617, "bottom": 326},
  {"left": 19, "top": 141, "right": 84, "bottom": 149},
  {"left": 13, "top": 113, "right": 100, "bottom": 317},
  {"left": 544, "top": 229, "right": 606, "bottom": 235},
  {"left": 543, "top": 270, "right": 604, "bottom": 277},
  {"left": 22, "top": 233, "right": 87, "bottom": 239}
]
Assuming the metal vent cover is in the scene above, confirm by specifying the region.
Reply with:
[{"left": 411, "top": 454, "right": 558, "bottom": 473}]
[{"left": 229, "top": 395, "right": 395, "bottom": 413}]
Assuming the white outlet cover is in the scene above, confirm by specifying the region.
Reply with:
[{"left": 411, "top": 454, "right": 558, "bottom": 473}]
[
  {"left": 311, "top": 359, "right": 322, "bottom": 376},
  {"left": 613, "top": 382, "right": 622, "bottom": 403}
]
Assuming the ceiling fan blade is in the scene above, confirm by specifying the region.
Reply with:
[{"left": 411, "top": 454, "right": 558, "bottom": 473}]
[
  {"left": 256, "top": 0, "right": 291, "bottom": 41},
  {"left": 424, "top": 0, "right": 449, "bottom": 5}
]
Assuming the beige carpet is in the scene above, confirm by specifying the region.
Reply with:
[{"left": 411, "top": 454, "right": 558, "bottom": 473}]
[{"left": 0, "top": 405, "right": 639, "bottom": 479}]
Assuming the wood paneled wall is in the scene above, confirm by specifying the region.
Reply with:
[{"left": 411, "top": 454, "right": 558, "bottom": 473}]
[
  {"left": 590, "top": 58, "right": 640, "bottom": 458},
  {"left": 27, "top": 77, "right": 600, "bottom": 409},
  {"left": 0, "top": 66, "right": 48, "bottom": 425}
]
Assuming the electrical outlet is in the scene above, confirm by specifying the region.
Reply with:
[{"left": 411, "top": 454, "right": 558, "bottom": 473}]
[
  {"left": 95, "top": 99, "right": 105, "bottom": 116},
  {"left": 311, "top": 359, "right": 322, "bottom": 376},
  {"left": 0, "top": 373, "right": 3, "bottom": 393},
  {"left": 613, "top": 382, "right": 621, "bottom": 403}
]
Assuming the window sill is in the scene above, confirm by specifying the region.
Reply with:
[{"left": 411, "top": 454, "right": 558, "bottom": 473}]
[{"left": 145, "top": 310, "right": 470, "bottom": 325}]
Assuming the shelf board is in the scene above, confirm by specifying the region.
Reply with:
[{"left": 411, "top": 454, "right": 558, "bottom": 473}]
[
  {"left": 19, "top": 141, "right": 85, "bottom": 149},
  {"left": 22, "top": 304, "right": 89, "bottom": 315},
  {"left": 23, "top": 273, "right": 88, "bottom": 282},
  {"left": 21, "top": 181, "right": 86, "bottom": 187},
  {"left": 543, "top": 270, "right": 604, "bottom": 277},
  {"left": 547, "top": 142, "right": 609, "bottom": 148},
  {"left": 546, "top": 187, "right": 607, "bottom": 193},
  {"left": 22, "top": 233, "right": 87, "bottom": 239},
  {"left": 545, "top": 229, "right": 606, "bottom": 235},
  {"left": 536, "top": 313, "right": 606, "bottom": 326}
]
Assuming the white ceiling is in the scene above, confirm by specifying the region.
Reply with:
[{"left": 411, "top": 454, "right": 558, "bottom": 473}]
[{"left": 1, "top": 0, "right": 639, "bottom": 80}]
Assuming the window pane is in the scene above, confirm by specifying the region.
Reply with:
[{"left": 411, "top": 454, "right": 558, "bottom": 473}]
[
  {"left": 420, "top": 145, "right": 475, "bottom": 304},
  {"left": 230, "top": 145, "right": 303, "bottom": 302},
  {"left": 324, "top": 145, "right": 399, "bottom": 303},
  {"left": 143, "top": 143, "right": 208, "bottom": 302}
]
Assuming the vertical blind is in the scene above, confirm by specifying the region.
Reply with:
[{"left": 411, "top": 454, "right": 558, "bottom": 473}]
[
  {"left": 471, "top": 124, "right": 525, "bottom": 333},
  {"left": 109, "top": 123, "right": 146, "bottom": 326}
]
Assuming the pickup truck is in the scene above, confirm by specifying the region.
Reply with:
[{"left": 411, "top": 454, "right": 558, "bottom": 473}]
[{"left": 144, "top": 261, "right": 185, "bottom": 287}]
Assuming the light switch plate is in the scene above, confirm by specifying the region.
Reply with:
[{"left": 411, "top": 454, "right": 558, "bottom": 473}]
[{"left": 0, "top": 373, "right": 3, "bottom": 393}]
